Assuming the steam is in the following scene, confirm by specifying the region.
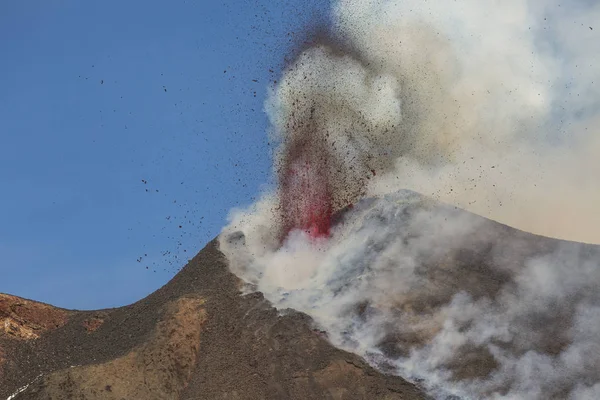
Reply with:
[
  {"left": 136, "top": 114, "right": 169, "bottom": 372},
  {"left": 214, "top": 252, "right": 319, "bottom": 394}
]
[{"left": 220, "top": 0, "right": 600, "bottom": 399}]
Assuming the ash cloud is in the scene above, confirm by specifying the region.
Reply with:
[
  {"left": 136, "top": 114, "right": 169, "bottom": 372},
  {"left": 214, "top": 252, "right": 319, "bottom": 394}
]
[
  {"left": 220, "top": 0, "right": 600, "bottom": 399},
  {"left": 269, "top": 0, "right": 600, "bottom": 244}
]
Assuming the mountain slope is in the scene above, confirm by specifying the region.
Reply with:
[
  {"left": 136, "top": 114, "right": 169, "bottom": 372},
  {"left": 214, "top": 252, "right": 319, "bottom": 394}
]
[{"left": 0, "top": 238, "right": 426, "bottom": 400}]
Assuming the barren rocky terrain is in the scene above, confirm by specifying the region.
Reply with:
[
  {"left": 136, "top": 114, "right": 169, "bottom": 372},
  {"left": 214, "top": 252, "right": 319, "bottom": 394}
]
[{"left": 0, "top": 239, "right": 426, "bottom": 400}]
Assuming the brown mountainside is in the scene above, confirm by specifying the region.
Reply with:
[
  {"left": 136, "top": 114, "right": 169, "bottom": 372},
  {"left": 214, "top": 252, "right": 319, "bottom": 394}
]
[{"left": 0, "top": 239, "right": 426, "bottom": 400}]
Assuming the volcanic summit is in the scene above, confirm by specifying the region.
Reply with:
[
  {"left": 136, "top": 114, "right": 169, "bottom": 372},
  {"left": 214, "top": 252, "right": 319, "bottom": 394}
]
[{"left": 3, "top": 191, "right": 600, "bottom": 399}]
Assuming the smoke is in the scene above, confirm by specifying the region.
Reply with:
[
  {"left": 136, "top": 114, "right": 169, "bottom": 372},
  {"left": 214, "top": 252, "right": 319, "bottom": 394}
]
[
  {"left": 221, "top": 191, "right": 600, "bottom": 399},
  {"left": 268, "top": 0, "right": 600, "bottom": 244},
  {"left": 220, "top": 0, "right": 600, "bottom": 398}
]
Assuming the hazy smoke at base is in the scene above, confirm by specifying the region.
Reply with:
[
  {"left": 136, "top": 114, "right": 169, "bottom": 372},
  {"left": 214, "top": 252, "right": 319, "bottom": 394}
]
[
  {"left": 220, "top": 0, "right": 600, "bottom": 398},
  {"left": 221, "top": 192, "right": 600, "bottom": 399}
]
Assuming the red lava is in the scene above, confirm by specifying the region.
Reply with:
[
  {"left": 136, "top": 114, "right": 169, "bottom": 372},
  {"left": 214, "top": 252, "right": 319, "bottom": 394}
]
[
  {"left": 277, "top": 105, "right": 371, "bottom": 243},
  {"left": 279, "top": 133, "right": 333, "bottom": 241}
]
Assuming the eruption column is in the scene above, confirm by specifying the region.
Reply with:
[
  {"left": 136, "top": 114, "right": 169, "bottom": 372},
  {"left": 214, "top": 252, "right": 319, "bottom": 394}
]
[{"left": 279, "top": 129, "right": 333, "bottom": 240}]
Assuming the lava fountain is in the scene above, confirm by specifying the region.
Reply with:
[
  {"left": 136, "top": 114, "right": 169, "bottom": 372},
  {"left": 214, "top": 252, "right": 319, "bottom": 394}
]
[{"left": 278, "top": 114, "right": 334, "bottom": 240}]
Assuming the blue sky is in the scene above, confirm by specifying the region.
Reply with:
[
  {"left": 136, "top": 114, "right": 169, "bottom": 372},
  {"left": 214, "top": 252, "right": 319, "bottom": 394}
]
[{"left": 0, "top": 0, "right": 328, "bottom": 310}]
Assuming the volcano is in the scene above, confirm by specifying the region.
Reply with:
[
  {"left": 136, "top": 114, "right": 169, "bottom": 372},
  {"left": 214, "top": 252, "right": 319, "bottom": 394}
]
[{"left": 3, "top": 191, "right": 600, "bottom": 400}]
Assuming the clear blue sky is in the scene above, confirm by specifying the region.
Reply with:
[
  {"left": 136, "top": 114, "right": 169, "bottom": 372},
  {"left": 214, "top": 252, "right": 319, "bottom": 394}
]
[{"left": 0, "top": 0, "right": 328, "bottom": 310}]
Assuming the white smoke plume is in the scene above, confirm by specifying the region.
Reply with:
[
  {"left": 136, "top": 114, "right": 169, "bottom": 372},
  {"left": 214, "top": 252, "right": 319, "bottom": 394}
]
[
  {"left": 268, "top": 0, "right": 600, "bottom": 244},
  {"left": 220, "top": 0, "right": 600, "bottom": 399},
  {"left": 221, "top": 192, "right": 600, "bottom": 399}
]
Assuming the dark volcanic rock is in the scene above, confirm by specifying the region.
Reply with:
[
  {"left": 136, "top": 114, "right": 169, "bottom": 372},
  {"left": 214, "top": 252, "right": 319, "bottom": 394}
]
[{"left": 0, "top": 240, "right": 426, "bottom": 400}]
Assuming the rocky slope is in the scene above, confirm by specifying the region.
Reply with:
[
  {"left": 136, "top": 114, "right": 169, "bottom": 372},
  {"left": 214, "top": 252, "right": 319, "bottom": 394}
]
[{"left": 0, "top": 239, "right": 426, "bottom": 400}]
